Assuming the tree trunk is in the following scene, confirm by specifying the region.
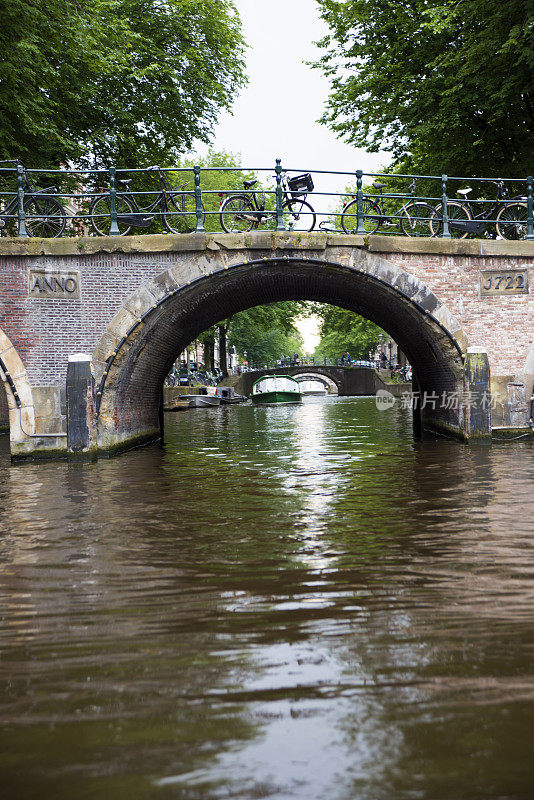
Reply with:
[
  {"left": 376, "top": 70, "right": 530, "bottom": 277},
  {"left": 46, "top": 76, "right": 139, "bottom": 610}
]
[{"left": 219, "top": 325, "right": 228, "bottom": 377}]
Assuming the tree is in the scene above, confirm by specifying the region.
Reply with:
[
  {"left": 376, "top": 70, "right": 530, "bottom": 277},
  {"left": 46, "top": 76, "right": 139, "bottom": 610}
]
[
  {"left": 0, "top": 0, "right": 247, "bottom": 168},
  {"left": 313, "top": 305, "right": 381, "bottom": 361},
  {"left": 228, "top": 303, "right": 305, "bottom": 365},
  {"left": 178, "top": 149, "right": 259, "bottom": 233},
  {"left": 313, "top": 0, "right": 534, "bottom": 177}
]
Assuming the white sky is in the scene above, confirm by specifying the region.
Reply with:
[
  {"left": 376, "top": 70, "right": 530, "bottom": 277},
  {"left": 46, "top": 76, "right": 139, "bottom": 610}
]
[
  {"left": 194, "top": 0, "right": 385, "bottom": 188},
  {"left": 194, "top": 0, "right": 386, "bottom": 352}
]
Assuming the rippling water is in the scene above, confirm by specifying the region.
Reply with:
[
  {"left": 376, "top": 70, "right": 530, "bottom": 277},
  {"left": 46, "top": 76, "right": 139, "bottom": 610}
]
[{"left": 1, "top": 397, "right": 534, "bottom": 799}]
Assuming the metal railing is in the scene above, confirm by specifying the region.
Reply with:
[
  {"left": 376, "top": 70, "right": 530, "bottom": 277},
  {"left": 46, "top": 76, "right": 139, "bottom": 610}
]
[
  {"left": 245, "top": 358, "right": 378, "bottom": 371},
  {"left": 0, "top": 159, "right": 533, "bottom": 241}
]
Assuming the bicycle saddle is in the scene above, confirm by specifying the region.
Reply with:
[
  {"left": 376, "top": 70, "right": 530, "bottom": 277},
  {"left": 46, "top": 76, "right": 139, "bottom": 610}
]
[
  {"left": 372, "top": 182, "right": 386, "bottom": 189},
  {"left": 118, "top": 178, "right": 132, "bottom": 186},
  {"left": 457, "top": 187, "right": 472, "bottom": 195},
  {"left": 243, "top": 179, "right": 257, "bottom": 189}
]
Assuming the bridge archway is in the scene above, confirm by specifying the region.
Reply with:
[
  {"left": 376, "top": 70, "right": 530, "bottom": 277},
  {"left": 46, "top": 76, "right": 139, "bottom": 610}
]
[
  {"left": 93, "top": 252, "right": 468, "bottom": 450},
  {"left": 294, "top": 373, "right": 339, "bottom": 394},
  {"left": 0, "top": 328, "right": 35, "bottom": 445}
]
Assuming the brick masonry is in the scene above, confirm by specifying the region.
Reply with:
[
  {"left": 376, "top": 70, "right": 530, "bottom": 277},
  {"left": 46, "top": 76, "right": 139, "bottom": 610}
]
[{"left": 0, "top": 232, "right": 532, "bottom": 455}]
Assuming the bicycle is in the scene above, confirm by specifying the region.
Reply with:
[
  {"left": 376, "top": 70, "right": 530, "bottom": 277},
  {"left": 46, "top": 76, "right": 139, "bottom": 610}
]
[
  {"left": 341, "top": 179, "right": 434, "bottom": 237},
  {"left": 428, "top": 179, "right": 528, "bottom": 240},
  {"left": 89, "top": 165, "right": 205, "bottom": 236},
  {"left": 219, "top": 172, "right": 316, "bottom": 233},
  {"left": 0, "top": 160, "right": 66, "bottom": 237}
]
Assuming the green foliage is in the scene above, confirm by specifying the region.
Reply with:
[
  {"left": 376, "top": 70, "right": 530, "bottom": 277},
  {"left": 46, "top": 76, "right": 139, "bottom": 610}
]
[
  {"left": 228, "top": 302, "right": 305, "bottom": 364},
  {"left": 313, "top": 0, "right": 534, "bottom": 177},
  {"left": 0, "top": 0, "right": 247, "bottom": 168},
  {"left": 178, "top": 150, "right": 259, "bottom": 232},
  {"left": 313, "top": 305, "right": 381, "bottom": 360}
]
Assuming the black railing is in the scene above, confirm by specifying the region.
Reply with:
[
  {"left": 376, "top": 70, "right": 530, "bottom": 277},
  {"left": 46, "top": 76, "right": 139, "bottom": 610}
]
[
  {"left": 0, "top": 159, "right": 533, "bottom": 241},
  {"left": 245, "top": 358, "right": 377, "bottom": 370}
]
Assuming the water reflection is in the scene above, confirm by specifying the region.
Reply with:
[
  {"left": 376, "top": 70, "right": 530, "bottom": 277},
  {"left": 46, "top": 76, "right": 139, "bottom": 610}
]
[{"left": 0, "top": 398, "right": 533, "bottom": 799}]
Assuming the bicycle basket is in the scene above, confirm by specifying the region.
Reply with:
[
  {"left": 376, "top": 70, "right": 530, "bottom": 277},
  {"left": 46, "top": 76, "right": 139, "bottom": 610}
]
[{"left": 288, "top": 173, "right": 314, "bottom": 197}]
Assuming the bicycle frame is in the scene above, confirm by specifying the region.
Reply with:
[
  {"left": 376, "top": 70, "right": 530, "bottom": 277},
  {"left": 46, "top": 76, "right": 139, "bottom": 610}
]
[
  {"left": 98, "top": 170, "right": 191, "bottom": 228},
  {"left": 221, "top": 172, "right": 307, "bottom": 222},
  {"left": 343, "top": 180, "right": 417, "bottom": 228}
]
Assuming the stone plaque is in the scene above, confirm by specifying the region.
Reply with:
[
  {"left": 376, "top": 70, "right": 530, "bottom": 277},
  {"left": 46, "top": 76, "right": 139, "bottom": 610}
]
[
  {"left": 479, "top": 268, "right": 528, "bottom": 297},
  {"left": 29, "top": 269, "right": 81, "bottom": 299}
]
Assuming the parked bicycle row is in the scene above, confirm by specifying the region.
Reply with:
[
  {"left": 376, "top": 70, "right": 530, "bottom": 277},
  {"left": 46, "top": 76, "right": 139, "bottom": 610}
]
[{"left": 0, "top": 159, "right": 532, "bottom": 241}]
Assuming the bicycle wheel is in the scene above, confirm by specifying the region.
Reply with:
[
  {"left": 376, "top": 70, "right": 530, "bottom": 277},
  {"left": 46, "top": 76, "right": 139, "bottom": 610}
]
[
  {"left": 24, "top": 196, "right": 66, "bottom": 238},
  {"left": 341, "top": 198, "right": 381, "bottom": 234},
  {"left": 164, "top": 192, "right": 203, "bottom": 233},
  {"left": 400, "top": 202, "right": 435, "bottom": 237},
  {"left": 282, "top": 198, "right": 316, "bottom": 232},
  {"left": 90, "top": 194, "right": 134, "bottom": 236},
  {"left": 496, "top": 202, "right": 528, "bottom": 240},
  {"left": 429, "top": 201, "right": 471, "bottom": 239},
  {"left": 220, "top": 195, "right": 256, "bottom": 233}
]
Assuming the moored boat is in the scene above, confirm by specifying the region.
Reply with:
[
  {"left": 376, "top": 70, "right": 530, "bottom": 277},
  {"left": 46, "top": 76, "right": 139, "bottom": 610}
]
[
  {"left": 251, "top": 375, "right": 302, "bottom": 405},
  {"left": 216, "top": 386, "right": 247, "bottom": 404},
  {"left": 179, "top": 387, "right": 221, "bottom": 408},
  {"left": 296, "top": 379, "right": 328, "bottom": 396}
]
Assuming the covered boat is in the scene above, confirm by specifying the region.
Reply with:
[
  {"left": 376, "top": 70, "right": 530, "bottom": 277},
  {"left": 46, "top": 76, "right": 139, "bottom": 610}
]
[
  {"left": 296, "top": 379, "right": 328, "bottom": 396},
  {"left": 251, "top": 375, "right": 302, "bottom": 405}
]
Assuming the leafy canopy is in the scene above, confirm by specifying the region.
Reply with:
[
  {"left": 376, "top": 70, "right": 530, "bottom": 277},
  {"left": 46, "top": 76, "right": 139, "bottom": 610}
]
[
  {"left": 313, "top": 0, "right": 534, "bottom": 177},
  {"left": 313, "top": 304, "right": 381, "bottom": 360},
  {"left": 228, "top": 303, "right": 305, "bottom": 365},
  {"left": 0, "top": 0, "right": 247, "bottom": 168}
]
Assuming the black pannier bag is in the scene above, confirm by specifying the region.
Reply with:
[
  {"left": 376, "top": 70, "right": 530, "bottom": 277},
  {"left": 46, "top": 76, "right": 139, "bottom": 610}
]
[{"left": 287, "top": 173, "right": 314, "bottom": 197}]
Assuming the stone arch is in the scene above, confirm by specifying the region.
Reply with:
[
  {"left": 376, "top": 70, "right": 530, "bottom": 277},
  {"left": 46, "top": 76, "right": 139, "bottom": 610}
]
[
  {"left": 93, "top": 248, "right": 470, "bottom": 451},
  {"left": 0, "top": 327, "right": 36, "bottom": 446},
  {"left": 293, "top": 372, "right": 339, "bottom": 394}
]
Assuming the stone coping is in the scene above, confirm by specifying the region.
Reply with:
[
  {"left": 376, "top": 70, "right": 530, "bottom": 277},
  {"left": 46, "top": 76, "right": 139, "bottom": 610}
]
[{"left": 0, "top": 232, "right": 533, "bottom": 258}]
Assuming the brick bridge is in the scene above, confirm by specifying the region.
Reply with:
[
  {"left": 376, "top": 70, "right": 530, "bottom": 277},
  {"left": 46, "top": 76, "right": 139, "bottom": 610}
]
[
  {"left": 237, "top": 365, "right": 380, "bottom": 396},
  {"left": 0, "top": 232, "right": 532, "bottom": 459}
]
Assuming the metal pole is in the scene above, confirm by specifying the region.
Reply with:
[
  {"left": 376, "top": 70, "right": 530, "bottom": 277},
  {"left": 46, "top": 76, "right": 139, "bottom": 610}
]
[
  {"left": 108, "top": 166, "right": 120, "bottom": 236},
  {"left": 194, "top": 166, "right": 205, "bottom": 232},
  {"left": 275, "top": 158, "right": 284, "bottom": 231},
  {"left": 441, "top": 174, "right": 451, "bottom": 238},
  {"left": 16, "top": 164, "right": 28, "bottom": 238},
  {"left": 356, "top": 169, "right": 366, "bottom": 234},
  {"left": 525, "top": 176, "right": 534, "bottom": 240}
]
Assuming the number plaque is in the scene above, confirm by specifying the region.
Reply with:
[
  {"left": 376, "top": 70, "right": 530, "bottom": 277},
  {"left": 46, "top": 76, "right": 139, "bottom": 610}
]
[{"left": 479, "top": 268, "right": 529, "bottom": 296}]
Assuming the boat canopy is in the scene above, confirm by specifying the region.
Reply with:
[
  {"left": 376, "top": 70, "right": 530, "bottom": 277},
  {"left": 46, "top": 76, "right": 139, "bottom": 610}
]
[
  {"left": 251, "top": 375, "right": 301, "bottom": 394},
  {"left": 297, "top": 379, "right": 327, "bottom": 394}
]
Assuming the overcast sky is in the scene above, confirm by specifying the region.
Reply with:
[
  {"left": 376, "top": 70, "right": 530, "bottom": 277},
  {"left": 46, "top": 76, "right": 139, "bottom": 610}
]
[
  {"left": 196, "top": 0, "right": 385, "bottom": 352},
  {"left": 195, "top": 0, "right": 385, "bottom": 181}
]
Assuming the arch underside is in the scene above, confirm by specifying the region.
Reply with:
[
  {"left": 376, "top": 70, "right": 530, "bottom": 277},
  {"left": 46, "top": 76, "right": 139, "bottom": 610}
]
[
  {"left": 294, "top": 373, "right": 339, "bottom": 392},
  {"left": 0, "top": 377, "right": 9, "bottom": 433},
  {"left": 0, "top": 326, "right": 38, "bottom": 448},
  {"left": 97, "top": 258, "right": 466, "bottom": 446}
]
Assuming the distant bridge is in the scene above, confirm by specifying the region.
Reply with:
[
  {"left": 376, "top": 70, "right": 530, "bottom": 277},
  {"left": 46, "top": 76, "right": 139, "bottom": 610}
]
[{"left": 237, "top": 365, "right": 381, "bottom": 397}]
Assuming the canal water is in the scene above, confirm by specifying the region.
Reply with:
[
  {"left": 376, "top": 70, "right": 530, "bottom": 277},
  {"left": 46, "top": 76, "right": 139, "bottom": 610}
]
[{"left": 1, "top": 396, "right": 534, "bottom": 800}]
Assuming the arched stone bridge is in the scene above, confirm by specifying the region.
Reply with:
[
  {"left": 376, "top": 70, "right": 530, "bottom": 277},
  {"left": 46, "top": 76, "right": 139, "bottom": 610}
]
[
  {"left": 237, "top": 365, "right": 379, "bottom": 396},
  {"left": 0, "top": 231, "right": 532, "bottom": 459}
]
